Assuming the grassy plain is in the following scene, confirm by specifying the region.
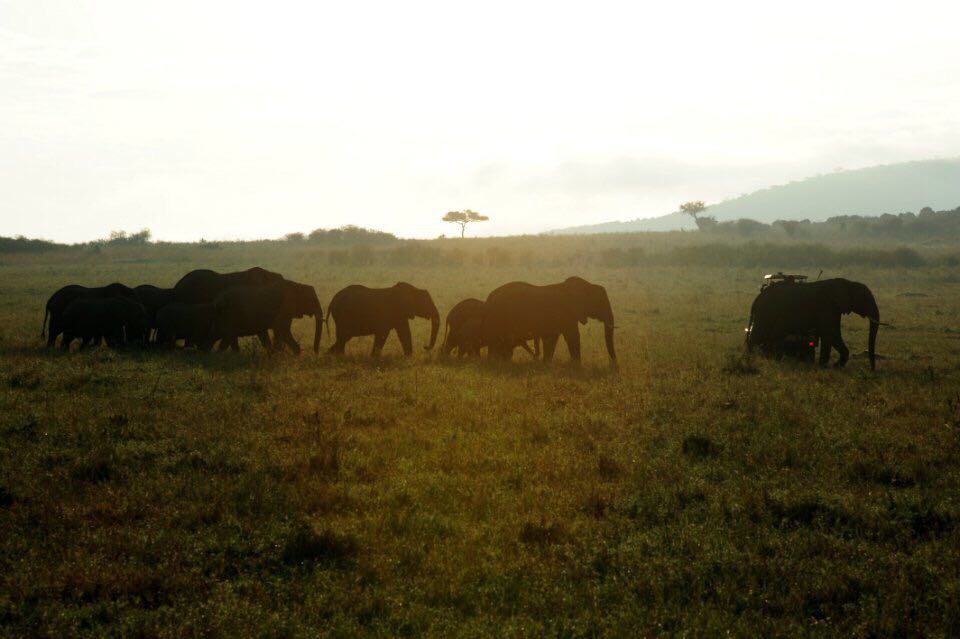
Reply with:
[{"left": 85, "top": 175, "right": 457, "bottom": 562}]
[{"left": 1, "top": 237, "right": 960, "bottom": 636}]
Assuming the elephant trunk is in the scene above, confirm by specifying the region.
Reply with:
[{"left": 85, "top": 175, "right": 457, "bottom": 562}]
[
  {"left": 868, "top": 316, "right": 878, "bottom": 371},
  {"left": 860, "top": 288, "right": 880, "bottom": 370},
  {"left": 604, "top": 320, "right": 617, "bottom": 364},
  {"left": 598, "top": 294, "right": 617, "bottom": 365},
  {"left": 313, "top": 313, "right": 322, "bottom": 354},
  {"left": 426, "top": 307, "right": 440, "bottom": 351}
]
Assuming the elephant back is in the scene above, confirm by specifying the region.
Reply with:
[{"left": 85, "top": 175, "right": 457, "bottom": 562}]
[
  {"left": 48, "top": 283, "right": 137, "bottom": 313},
  {"left": 47, "top": 285, "right": 90, "bottom": 313},
  {"left": 327, "top": 285, "right": 372, "bottom": 318},
  {"left": 446, "top": 298, "right": 485, "bottom": 327},
  {"left": 175, "top": 267, "right": 284, "bottom": 304}
]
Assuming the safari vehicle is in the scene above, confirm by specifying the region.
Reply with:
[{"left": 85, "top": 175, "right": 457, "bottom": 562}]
[{"left": 745, "top": 272, "right": 819, "bottom": 362}]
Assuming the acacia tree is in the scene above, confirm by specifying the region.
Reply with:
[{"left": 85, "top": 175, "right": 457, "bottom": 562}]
[
  {"left": 442, "top": 209, "right": 489, "bottom": 238},
  {"left": 679, "top": 200, "right": 707, "bottom": 221}
]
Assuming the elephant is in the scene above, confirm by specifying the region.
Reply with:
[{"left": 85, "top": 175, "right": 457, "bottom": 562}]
[
  {"left": 746, "top": 277, "right": 880, "bottom": 369},
  {"left": 155, "top": 302, "right": 218, "bottom": 350},
  {"left": 134, "top": 284, "right": 177, "bottom": 340},
  {"left": 59, "top": 297, "right": 149, "bottom": 351},
  {"left": 214, "top": 280, "right": 323, "bottom": 353},
  {"left": 442, "top": 298, "right": 538, "bottom": 358},
  {"left": 483, "top": 276, "right": 617, "bottom": 365},
  {"left": 326, "top": 282, "right": 439, "bottom": 357},
  {"left": 173, "top": 267, "right": 284, "bottom": 304},
  {"left": 42, "top": 283, "right": 139, "bottom": 348}
]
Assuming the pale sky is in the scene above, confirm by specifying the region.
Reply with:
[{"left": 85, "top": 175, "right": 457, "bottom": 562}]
[{"left": 2, "top": 1, "right": 960, "bottom": 242}]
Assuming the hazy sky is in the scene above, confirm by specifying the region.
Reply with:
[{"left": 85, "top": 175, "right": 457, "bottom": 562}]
[{"left": 3, "top": 1, "right": 960, "bottom": 242}]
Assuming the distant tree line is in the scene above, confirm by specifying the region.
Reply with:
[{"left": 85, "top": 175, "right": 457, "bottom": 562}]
[
  {"left": 0, "top": 225, "right": 400, "bottom": 253},
  {"left": 692, "top": 206, "right": 960, "bottom": 241},
  {"left": 91, "top": 229, "right": 153, "bottom": 247},
  {"left": 285, "top": 225, "right": 399, "bottom": 245},
  {"left": 0, "top": 236, "right": 63, "bottom": 253},
  {"left": 322, "top": 241, "right": 933, "bottom": 269}
]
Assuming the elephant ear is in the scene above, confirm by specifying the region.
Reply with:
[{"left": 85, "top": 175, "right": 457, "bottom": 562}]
[
  {"left": 829, "top": 281, "right": 855, "bottom": 314},
  {"left": 292, "top": 283, "right": 312, "bottom": 317}
]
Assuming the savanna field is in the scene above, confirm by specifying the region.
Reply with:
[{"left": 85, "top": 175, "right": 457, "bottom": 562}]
[{"left": 2, "top": 236, "right": 960, "bottom": 636}]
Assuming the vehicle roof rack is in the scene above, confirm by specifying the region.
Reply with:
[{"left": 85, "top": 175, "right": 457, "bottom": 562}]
[{"left": 763, "top": 272, "right": 808, "bottom": 282}]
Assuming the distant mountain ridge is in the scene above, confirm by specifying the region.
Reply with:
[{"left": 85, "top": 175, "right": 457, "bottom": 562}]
[{"left": 551, "top": 157, "right": 960, "bottom": 234}]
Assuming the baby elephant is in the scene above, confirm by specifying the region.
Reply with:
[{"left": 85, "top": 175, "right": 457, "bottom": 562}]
[
  {"left": 442, "top": 298, "right": 538, "bottom": 358},
  {"left": 156, "top": 302, "right": 218, "bottom": 350},
  {"left": 60, "top": 297, "right": 149, "bottom": 351}
]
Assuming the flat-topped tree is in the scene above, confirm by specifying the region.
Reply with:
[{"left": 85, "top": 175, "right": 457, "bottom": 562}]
[
  {"left": 679, "top": 200, "right": 717, "bottom": 231},
  {"left": 443, "top": 210, "right": 489, "bottom": 238},
  {"left": 679, "top": 201, "right": 707, "bottom": 221}
]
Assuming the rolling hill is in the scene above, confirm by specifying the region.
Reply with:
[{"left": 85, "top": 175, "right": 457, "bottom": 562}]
[{"left": 552, "top": 157, "right": 960, "bottom": 234}]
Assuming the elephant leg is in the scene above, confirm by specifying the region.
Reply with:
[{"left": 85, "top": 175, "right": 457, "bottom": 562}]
[
  {"left": 47, "top": 318, "right": 59, "bottom": 348},
  {"left": 256, "top": 331, "right": 271, "bottom": 350},
  {"left": 271, "top": 319, "right": 299, "bottom": 354},
  {"left": 563, "top": 326, "right": 582, "bottom": 363},
  {"left": 442, "top": 332, "right": 456, "bottom": 357},
  {"left": 494, "top": 339, "right": 512, "bottom": 360},
  {"left": 832, "top": 333, "right": 849, "bottom": 368},
  {"left": 542, "top": 334, "right": 560, "bottom": 362},
  {"left": 396, "top": 321, "right": 413, "bottom": 356},
  {"left": 285, "top": 332, "right": 301, "bottom": 354},
  {"left": 818, "top": 336, "right": 832, "bottom": 367},
  {"left": 371, "top": 330, "right": 388, "bottom": 357},
  {"left": 329, "top": 327, "right": 348, "bottom": 355}
]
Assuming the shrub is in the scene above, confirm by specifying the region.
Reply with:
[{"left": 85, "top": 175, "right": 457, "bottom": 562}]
[
  {"left": 721, "top": 351, "right": 759, "bottom": 375},
  {"left": 681, "top": 434, "right": 721, "bottom": 461},
  {"left": 308, "top": 225, "right": 397, "bottom": 245},
  {"left": 519, "top": 520, "right": 566, "bottom": 546},
  {"left": 281, "top": 521, "right": 358, "bottom": 567}
]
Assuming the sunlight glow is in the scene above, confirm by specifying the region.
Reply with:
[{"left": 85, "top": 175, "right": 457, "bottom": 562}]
[{"left": 2, "top": 0, "right": 959, "bottom": 241}]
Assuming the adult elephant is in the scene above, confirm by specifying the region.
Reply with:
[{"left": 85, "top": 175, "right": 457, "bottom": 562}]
[
  {"left": 747, "top": 277, "right": 880, "bottom": 369},
  {"left": 60, "top": 297, "right": 149, "bottom": 351},
  {"left": 42, "top": 283, "right": 139, "bottom": 348},
  {"left": 326, "top": 282, "right": 439, "bottom": 357},
  {"left": 483, "top": 276, "right": 616, "bottom": 365},
  {"left": 173, "top": 267, "right": 284, "bottom": 304},
  {"left": 442, "top": 298, "right": 537, "bottom": 358},
  {"left": 134, "top": 284, "right": 177, "bottom": 340},
  {"left": 214, "top": 280, "right": 323, "bottom": 353},
  {"left": 156, "top": 302, "right": 218, "bottom": 350}
]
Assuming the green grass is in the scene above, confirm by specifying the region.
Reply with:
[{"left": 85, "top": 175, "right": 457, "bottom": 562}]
[{"left": 2, "top": 243, "right": 960, "bottom": 636}]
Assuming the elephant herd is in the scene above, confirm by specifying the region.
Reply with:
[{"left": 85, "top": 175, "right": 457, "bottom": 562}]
[
  {"left": 42, "top": 266, "right": 881, "bottom": 369},
  {"left": 41, "top": 267, "right": 619, "bottom": 365},
  {"left": 43, "top": 268, "right": 322, "bottom": 354}
]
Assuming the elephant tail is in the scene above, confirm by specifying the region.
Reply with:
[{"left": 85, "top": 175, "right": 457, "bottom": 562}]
[
  {"left": 41, "top": 307, "right": 49, "bottom": 338},
  {"left": 323, "top": 307, "right": 332, "bottom": 339}
]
